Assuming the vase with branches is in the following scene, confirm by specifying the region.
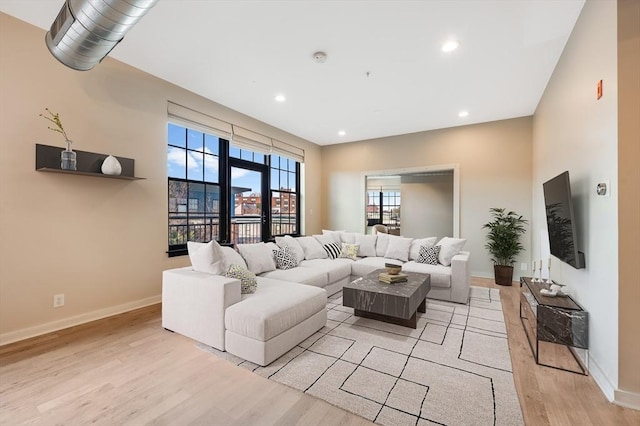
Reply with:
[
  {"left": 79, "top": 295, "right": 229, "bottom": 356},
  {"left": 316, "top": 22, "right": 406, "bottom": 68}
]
[
  {"left": 40, "top": 108, "right": 76, "bottom": 170},
  {"left": 482, "top": 207, "right": 528, "bottom": 285}
]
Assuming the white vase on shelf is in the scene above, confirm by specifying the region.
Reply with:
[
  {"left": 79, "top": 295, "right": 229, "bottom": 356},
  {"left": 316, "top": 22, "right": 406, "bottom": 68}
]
[{"left": 101, "top": 155, "right": 122, "bottom": 176}]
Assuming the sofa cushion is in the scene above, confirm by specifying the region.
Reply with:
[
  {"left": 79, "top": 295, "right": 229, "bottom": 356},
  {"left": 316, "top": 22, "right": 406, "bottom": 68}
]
[
  {"left": 402, "top": 261, "right": 452, "bottom": 288},
  {"left": 340, "top": 232, "right": 357, "bottom": 244},
  {"left": 436, "top": 237, "right": 467, "bottom": 266},
  {"left": 375, "top": 233, "right": 390, "bottom": 257},
  {"left": 220, "top": 246, "right": 248, "bottom": 270},
  {"left": 409, "top": 237, "right": 437, "bottom": 260},
  {"left": 187, "top": 240, "right": 227, "bottom": 275},
  {"left": 224, "top": 278, "right": 327, "bottom": 341},
  {"left": 352, "top": 257, "right": 401, "bottom": 277},
  {"left": 273, "top": 246, "right": 298, "bottom": 270},
  {"left": 259, "top": 267, "right": 328, "bottom": 288},
  {"left": 417, "top": 245, "right": 440, "bottom": 265},
  {"left": 298, "top": 259, "right": 352, "bottom": 283},
  {"left": 296, "top": 236, "right": 328, "bottom": 260},
  {"left": 322, "top": 229, "right": 345, "bottom": 244},
  {"left": 275, "top": 236, "right": 304, "bottom": 265},
  {"left": 384, "top": 235, "right": 413, "bottom": 262},
  {"left": 225, "top": 264, "right": 258, "bottom": 294},
  {"left": 355, "top": 234, "right": 377, "bottom": 257},
  {"left": 237, "top": 243, "right": 277, "bottom": 274},
  {"left": 313, "top": 234, "right": 334, "bottom": 245}
]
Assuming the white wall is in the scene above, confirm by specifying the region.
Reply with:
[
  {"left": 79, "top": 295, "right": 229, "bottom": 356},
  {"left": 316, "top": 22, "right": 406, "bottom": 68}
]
[{"left": 532, "top": 0, "right": 619, "bottom": 397}]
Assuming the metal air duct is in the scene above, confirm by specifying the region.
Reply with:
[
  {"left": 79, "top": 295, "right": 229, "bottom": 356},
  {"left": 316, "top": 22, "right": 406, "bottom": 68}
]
[{"left": 45, "top": 0, "right": 159, "bottom": 71}]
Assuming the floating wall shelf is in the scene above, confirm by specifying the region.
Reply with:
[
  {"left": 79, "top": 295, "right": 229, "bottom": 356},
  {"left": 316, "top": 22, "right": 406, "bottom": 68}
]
[{"left": 35, "top": 144, "right": 144, "bottom": 180}]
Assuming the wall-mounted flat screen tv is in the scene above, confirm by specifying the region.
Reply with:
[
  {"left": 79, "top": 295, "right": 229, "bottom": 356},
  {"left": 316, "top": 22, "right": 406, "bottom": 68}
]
[{"left": 543, "top": 171, "right": 586, "bottom": 269}]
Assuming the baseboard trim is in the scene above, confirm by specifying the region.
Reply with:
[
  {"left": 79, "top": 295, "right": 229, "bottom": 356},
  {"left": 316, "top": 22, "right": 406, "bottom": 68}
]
[
  {"left": 0, "top": 295, "right": 161, "bottom": 346},
  {"left": 471, "top": 271, "right": 494, "bottom": 279},
  {"left": 588, "top": 354, "right": 616, "bottom": 402},
  {"left": 614, "top": 388, "right": 640, "bottom": 410}
]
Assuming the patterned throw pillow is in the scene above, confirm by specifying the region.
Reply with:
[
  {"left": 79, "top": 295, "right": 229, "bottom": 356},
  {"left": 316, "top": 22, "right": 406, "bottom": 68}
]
[
  {"left": 226, "top": 263, "right": 258, "bottom": 294},
  {"left": 273, "top": 246, "right": 298, "bottom": 270},
  {"left": 417, "top": 245, "right": 441, "bottom": 265},
  {"left": 339, "top": 243, "right": 360, "bottom": 260},
  {"left": 323, "top": 242, "right": 342, "bottom": 259}
]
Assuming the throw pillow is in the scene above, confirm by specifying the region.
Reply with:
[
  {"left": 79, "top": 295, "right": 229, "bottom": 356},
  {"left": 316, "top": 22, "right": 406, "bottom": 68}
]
[
  {"left": 436, "top": 237, "right": 467, "bottom": 266},
  {"left": 323, "top": 242, "right": 342, "bottom": 259},
  {"left": 375, "top": 233, "right": 390, "bottom": 257},
  {"left": 237, "top": 242, "right": 277, "bottom": 274},
  {"left": 409, "top": 237, "right": 438, "bottom": 260},
  {"left": 383, "top": 235, "right": 413, "bottom": 262},
  {"left": 339, "top": 243, "right": 360, "bottom": 260},
  {"left": 355, "top": 233, "right": 377, "bottom": 257},
  {"left": 187, "top": 240, "right": 227, "bottom": 275},
  {"left": 273, "top": 246, "right": 298, "bottom": 270},
  {"left": 417, "top": 245, "right": 441, "bottom": 265},
  {"left": 226, "top": 263, "right": 257, "bottom": 294},
  {"left": 294, "top": 236, "right": 328, "bottom": 260},
  {"left": 275, "top": 236, "right": 304, "bottom": 266}
]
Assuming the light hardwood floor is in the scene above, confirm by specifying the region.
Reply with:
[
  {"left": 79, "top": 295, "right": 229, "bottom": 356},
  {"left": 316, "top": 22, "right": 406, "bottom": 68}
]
[{"left": 1, "top": 277, "right": 638, "bottom": 425}]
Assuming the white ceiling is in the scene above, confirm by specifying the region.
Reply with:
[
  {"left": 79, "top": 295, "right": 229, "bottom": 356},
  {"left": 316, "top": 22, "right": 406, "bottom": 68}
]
[{"left": 0, "top": 0, "right": 585, "bottom": 146}]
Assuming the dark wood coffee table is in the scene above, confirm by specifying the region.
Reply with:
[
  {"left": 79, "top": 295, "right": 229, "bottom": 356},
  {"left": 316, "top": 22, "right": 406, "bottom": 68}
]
[{"left": 342, "top": 270, "right": 431, "bottom": 328}]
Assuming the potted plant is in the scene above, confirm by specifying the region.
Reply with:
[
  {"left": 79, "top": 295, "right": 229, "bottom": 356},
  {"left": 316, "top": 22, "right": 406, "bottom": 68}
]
[{"left": 482, "top": 208, "right": 528, "bottom": 286}]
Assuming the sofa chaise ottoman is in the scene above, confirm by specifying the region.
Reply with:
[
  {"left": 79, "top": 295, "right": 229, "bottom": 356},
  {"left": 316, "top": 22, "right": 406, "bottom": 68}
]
[{"left": 162, "top": 266, "right": 327, "bottom": 366}]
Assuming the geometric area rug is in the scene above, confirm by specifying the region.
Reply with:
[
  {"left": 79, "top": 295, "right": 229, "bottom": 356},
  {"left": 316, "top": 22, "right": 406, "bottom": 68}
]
[{"left": 196, "top": 286, "right": 524, "bottom": 426}]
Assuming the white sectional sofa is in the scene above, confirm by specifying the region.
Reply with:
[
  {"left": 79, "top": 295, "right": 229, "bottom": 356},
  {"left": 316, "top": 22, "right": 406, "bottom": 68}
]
[{"left": 162, "top": 232, "right": 470, "bottom": 365}]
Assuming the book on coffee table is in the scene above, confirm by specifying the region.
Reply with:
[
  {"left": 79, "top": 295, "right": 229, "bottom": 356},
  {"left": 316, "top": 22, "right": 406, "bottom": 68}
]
[{"left": 378, "top": 272, "right": 408, "bottom": 283}]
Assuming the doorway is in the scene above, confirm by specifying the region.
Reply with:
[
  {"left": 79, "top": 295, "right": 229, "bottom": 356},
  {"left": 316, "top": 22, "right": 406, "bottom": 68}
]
[
  {"left": 229, "top": 160, "right": 269, "bottom": 244},
  {"left": 363, "top": 165, "right": 459, "bottom": 238}
]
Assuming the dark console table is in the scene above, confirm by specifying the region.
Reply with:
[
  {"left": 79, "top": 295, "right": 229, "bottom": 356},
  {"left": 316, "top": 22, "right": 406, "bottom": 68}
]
[{"left": 519, "top": 277, "right": 588, "bottom": 375}]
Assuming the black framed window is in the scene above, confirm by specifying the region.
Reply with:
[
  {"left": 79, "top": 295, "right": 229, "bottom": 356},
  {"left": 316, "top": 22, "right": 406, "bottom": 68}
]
[
  {"left": 168, "top": 124, "right": 301, "bottom": 255},
  {"left": 270, "top": 154, "right": 299, "bottom": 237},
  {"left": 366, "top": 190, "right": 401, "bottom": 230},
  {"left": 229, "top": 145, "right": 266, "bottom": 165},
  {"left": 168, "top": 124, "right": 221, "bottom": 255}
]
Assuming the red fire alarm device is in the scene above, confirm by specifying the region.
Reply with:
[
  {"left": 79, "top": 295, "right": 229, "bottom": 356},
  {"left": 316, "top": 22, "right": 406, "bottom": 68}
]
[{"left": 597, "top": 80, "right": 603, "bottom": 100}]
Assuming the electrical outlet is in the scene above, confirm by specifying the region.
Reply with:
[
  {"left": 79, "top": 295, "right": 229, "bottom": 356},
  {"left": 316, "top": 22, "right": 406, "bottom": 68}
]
[
  {"left": 520, "top": 262, "right": 528, "bottom": 271},
  {"left": 53, "top": 294, "right": 65, "bottom": 308}
]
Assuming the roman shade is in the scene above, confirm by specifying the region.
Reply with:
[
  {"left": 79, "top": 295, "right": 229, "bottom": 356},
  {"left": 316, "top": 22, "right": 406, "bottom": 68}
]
[
  {"left": 272, "top": 138, "right": 305, "bottom": 163},
  {"left": 167, "top": 101, "right": 233, "bottom": 140},
  {"left": 167, "top": 101, "right": 305, "bottom": 162},
  {"left": 231, "top": 126, "right": 272, "bottom": 155}
]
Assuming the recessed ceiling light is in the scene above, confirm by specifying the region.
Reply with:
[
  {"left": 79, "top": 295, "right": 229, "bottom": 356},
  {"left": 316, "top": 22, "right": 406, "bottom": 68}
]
[
  {"left": 275, "top": 94, "right": 286, "bottom": 102},
  {"left": 442, "top": 40, "right": 460, "bottom": 53},
  {"left": 338, "top": 130, "right": 346, "bottom": 136},
  {"left": 458, "top": 110, "right": 469, "bottom": 118}
]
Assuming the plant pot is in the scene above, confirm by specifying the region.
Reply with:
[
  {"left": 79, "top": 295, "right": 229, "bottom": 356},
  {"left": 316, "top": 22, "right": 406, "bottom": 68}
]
[{"left": 494, "top": 265, "right": 514, "bottom": 286}]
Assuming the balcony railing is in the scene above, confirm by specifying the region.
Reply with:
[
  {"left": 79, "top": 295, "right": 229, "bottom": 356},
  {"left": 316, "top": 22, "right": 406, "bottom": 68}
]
[{"left": 169, "top": 214, "right": 297, "bottom": 246}]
